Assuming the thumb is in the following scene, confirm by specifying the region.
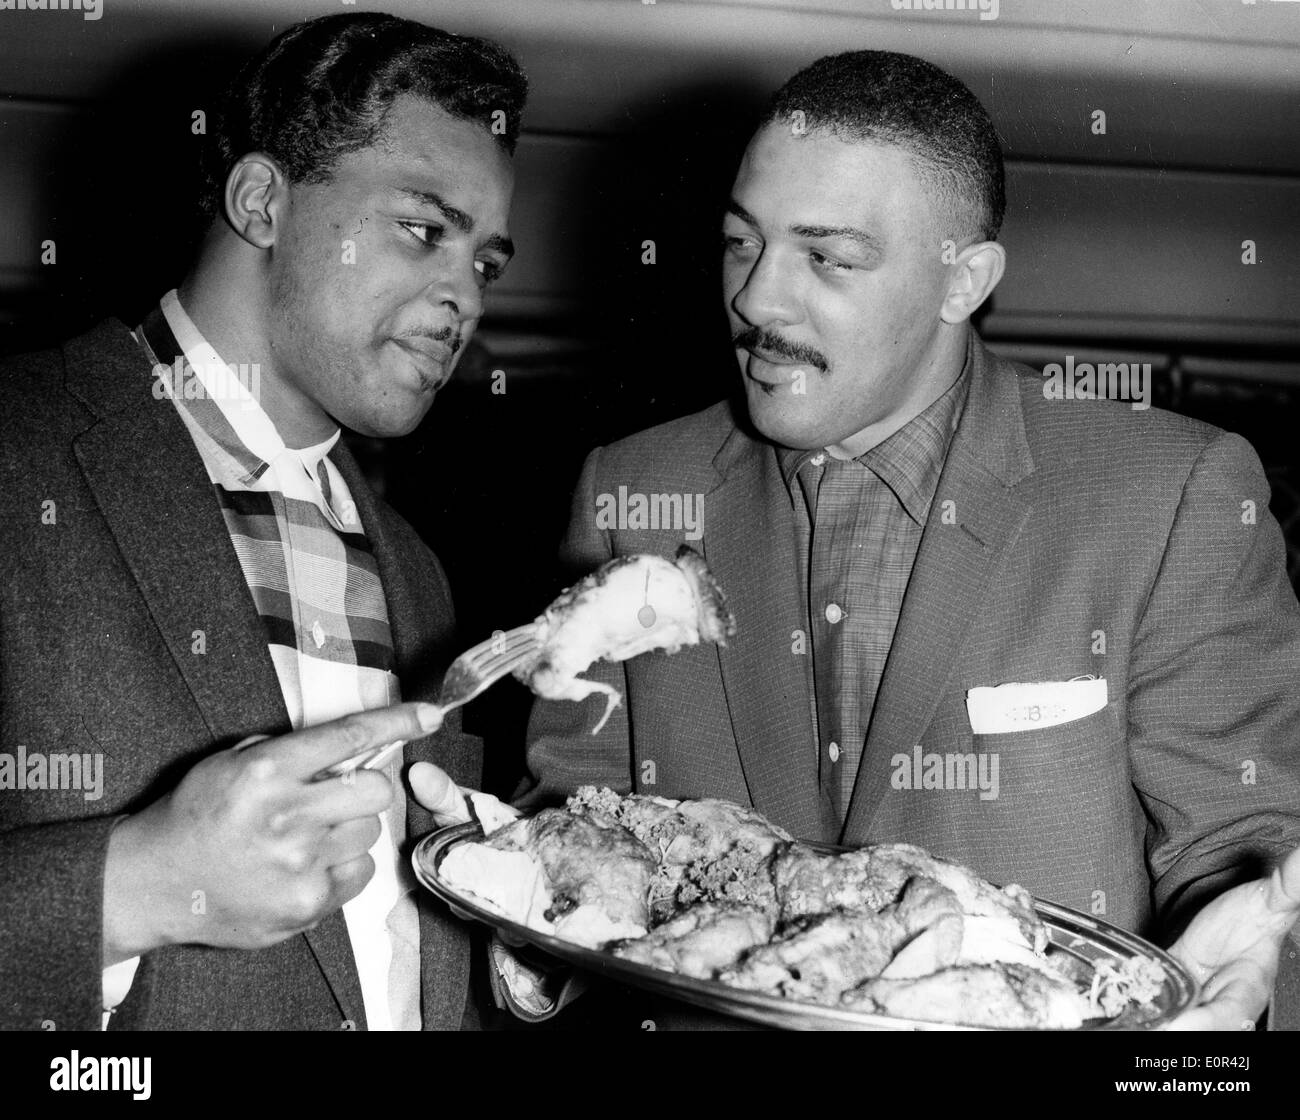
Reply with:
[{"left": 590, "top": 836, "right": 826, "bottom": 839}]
[
  {"left": 409, "top": 761, "right": 471, "bottom": 826},
  {"left": 1267, "top": 845, "right": 1300, "bottom": 917}
]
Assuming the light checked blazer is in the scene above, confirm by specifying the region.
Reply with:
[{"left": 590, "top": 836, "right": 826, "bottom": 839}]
[{"left": 524, "top": 330, "right": 1300, "bottom": 1027}]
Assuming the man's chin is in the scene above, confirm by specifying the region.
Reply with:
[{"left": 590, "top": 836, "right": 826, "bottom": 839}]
[
  {"left": 342, "top": 400, "right": 434, "bottom": 439},
  {"left": 743, "top": 390, "right": 832, "bottom": 451}
]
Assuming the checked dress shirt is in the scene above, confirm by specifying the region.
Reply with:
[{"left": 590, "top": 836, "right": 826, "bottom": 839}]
[{"left": 778, "top": 368, "right": 970, "bottom": 829}]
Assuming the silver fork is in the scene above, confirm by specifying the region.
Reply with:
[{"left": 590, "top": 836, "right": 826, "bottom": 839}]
[{"left": 318, "top": 623, "right": 541, "bottom": 780}]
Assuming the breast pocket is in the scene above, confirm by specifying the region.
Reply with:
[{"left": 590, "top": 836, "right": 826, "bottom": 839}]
[
  {"left": 920, "top": 703, "right": 1143, "bottom": 921},
  {"left": 966, "top": 701, "right": 1134, "bottom": 842}
]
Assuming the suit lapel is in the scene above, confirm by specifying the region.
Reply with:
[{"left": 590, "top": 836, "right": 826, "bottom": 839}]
[
  {"left": 840, "top": 337, "right": 1037, "bottom": 845},
  {"left": 66, "top": 320, "right": 368, "bottom": 1029},
  {"left": 298, "top": 918, "right": 367, "bottom": 1029},
  {"left": 705, "top": 425, "right": 825, "bottom": 841},
  {"left": 68, "top": 331, "right": 292, "bottom": 752}
]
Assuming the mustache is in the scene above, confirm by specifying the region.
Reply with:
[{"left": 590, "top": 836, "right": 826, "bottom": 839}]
[
  {"left": 731, "top": 326, "right": 828, "bottom": 373},
  {"left": 395, "top": 326, "right": 462, "bottom": 354}
]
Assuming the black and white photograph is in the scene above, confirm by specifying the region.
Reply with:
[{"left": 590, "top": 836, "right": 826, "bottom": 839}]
[{"left": 0, "top": 0, "right": 1296, "bottom": 1093}]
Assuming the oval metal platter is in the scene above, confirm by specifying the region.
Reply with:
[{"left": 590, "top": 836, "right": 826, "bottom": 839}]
[{"left": 413, "top": 822, "right": 1197, "bottom": 1031}]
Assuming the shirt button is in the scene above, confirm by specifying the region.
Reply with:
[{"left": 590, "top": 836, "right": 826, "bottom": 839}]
[
  {"left": 810, "top": 452, "right": 827, "bottom": 466},
  {"left": 311, "top": 620, "right": 326, "bottom": 649},
  {"left": 825, "top": 603, "right": 844, "bottom": 624},
  {"left": 828, "top": 741, "right": 841, "bottom": 763}
]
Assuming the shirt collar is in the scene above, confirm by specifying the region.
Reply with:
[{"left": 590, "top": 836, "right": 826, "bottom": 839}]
[
  {"left": 777, "top": 352, "right": 971, "bottom": 526},
  {"left": 148, "top": 289, "right": 340, "bottom": 482}
]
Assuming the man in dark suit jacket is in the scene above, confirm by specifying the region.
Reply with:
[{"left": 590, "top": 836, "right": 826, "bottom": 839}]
[
  {"left": 0, "top": 13, "right": 526, "bottom": 1030},
  {"left": 488, "top": 51, "right": 1300, "bottom": 1029}
]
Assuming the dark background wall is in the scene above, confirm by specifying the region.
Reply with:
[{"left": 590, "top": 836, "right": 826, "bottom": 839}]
[{"left": 3, "top": 0, "right": 1298, "bottom": 796}]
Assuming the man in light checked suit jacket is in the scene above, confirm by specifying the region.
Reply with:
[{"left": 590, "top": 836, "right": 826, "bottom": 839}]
[{"left": 501, "top": 52, "right": 1300, "bottom": 1029}]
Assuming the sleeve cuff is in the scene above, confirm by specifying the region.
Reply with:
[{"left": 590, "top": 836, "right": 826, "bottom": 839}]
[{"left": 486, "top": 935, "right": 588, "bottom": 1023}]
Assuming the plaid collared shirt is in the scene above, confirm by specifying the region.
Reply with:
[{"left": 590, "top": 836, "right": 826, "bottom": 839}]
[
  {"left": 129, "top": 290, "right": 420, "bottom": 1031},
  {"left": 778, "top": 369, "right": 970, "bottom": 826}
]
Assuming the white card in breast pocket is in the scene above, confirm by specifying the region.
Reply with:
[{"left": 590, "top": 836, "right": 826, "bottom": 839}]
[{"left": 965, "top": 677, "right": 1108, "bottom": 734}]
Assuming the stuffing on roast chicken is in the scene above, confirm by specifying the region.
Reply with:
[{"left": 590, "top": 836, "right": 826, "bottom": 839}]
[{"left": 569, "top": 786, "right": 789, "bottom": 921}]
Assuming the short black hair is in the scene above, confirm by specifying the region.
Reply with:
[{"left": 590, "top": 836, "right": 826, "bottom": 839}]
[
  {"left": 200, "top": 12, "right": 528, "bottom": 218},
  {"left": 767, "top": 51, "right": 1005, "bottom": 242}
]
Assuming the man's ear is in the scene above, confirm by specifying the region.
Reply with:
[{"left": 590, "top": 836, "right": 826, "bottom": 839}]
[
  {"left": 940, "top": 240, "right": 1006, "bottom": 325},
  {"left": 222, "top": 153, "right": 285, "bottom": 250}
]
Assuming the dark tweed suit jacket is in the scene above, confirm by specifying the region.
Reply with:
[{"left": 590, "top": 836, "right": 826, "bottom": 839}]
[
  {"left": 0, "top": 319, "right": 482, "bottom": 1031},
  {"left": 525, "top": 330, "right": 1300, "bottom": 1026}
]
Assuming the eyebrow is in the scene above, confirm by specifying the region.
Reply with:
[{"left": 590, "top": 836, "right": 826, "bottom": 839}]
[
  {"left": 725, "top": 199, "right": 880, "bottom": 255},
  {"left": 725, "top": 200, "right": 760, "bottom": 227},
  {"left": 791, "top": 224, "right": 882, "bottom": 254},
  {"left": 396, "top": 186, "right": 514, "bottom": 258}
]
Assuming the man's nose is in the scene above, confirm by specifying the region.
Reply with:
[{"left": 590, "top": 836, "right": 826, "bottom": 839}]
[
  {"left": 423, "top": 257, "right": 484, "bottom": 324},
  {"left": 729, "top": 247, "right": 797, "bottom": 328}
]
